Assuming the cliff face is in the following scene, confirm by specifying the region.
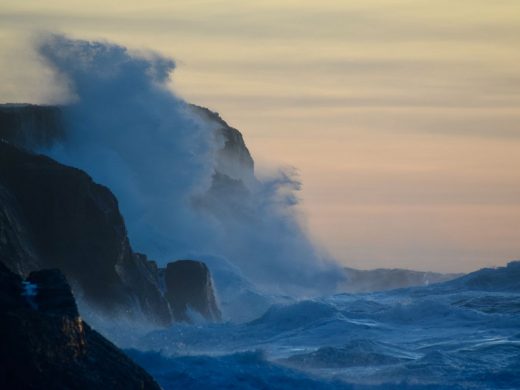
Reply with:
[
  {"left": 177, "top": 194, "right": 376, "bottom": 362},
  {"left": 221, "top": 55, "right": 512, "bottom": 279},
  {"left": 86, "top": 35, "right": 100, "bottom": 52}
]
[
  {"left": 190, "top": 104, "right": 255, "bottom": 186},
  {"left": 0, "top": 262, "right": 161, "bottom": 389},
  {"left": 0, "top": 141, "right": 172, "bottom": 324},
  {"left": 165, "top": 260, "right": 221, "bottom": 322},
  {"left": 0, "top": 141, "right": 223, "bottom": 326},
  {"left": 0, "top": 182, "right": 40, "bottom": 275},
  {"left": 0, "top": 104, "right": 65, "bottom": 149},
  {"left": 0, "top": 103, "right": 236, "bottom": 325},
  {"left": 0, "top": 101, "right": 258, "bottom": 227},
  {"left": 0, "top": 103, "right": 256, "bottom": 187}
]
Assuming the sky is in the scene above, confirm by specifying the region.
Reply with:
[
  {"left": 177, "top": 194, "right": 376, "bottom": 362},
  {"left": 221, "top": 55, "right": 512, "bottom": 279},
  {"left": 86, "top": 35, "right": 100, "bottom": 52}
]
[{"left": 1, "top": 0, "right": 519, "bottom": 272}]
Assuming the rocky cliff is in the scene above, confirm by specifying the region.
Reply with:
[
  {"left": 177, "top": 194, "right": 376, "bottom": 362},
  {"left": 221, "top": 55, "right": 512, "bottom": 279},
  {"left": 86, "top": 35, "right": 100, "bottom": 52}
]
[
  {"left": 0, "top": 104, "right": 65, "bottom": 149},
  {"left": 0, "top": 141, "right": 221, "bottom": 325},
  {"left": 0, "top": 103, "right": 264, "bottom": 325},
  {"left": 0, "top": 262, "right": 160, "bottom": 389},
  {"left": 0, "top": 103, "right": 255, "bottom": 186},
  {"left": 0, "top": 141, "right": 172, "bottom": 325},
  {"left": 341, "top": 267, "right": 462, "bottom": 293}
]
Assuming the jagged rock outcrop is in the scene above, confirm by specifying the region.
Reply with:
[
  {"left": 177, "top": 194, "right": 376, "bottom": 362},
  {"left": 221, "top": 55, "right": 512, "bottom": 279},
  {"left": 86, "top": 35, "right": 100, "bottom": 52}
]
[
  {"left": 165, "top": 260, "right": 221, "bottom": 322},
  {"left": 0, "top": 141, "right": 172, "bottom": 325},
  {"left": 0, "top": 262, "right": 160, "bottom": 389},
  {"left": 190, "top": 104, "right": 255, "bottom": 186}
]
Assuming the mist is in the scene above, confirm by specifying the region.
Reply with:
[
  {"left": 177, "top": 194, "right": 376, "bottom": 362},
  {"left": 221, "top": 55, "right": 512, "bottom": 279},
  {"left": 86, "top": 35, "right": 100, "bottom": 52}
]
[{"left": 37, "top": 34, "right": 343, "bottom": 296}]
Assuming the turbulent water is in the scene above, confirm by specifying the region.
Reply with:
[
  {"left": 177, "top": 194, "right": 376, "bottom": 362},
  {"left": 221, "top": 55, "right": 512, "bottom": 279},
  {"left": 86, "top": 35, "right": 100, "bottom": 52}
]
[{"left": 121, "top": 262, "right": 520, "bottom": 389}]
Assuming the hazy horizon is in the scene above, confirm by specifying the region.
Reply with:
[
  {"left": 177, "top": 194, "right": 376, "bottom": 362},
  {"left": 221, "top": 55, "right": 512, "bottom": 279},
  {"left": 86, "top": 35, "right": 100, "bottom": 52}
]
[{"left": 1, "top": 1, "right": 519, "bottom": 273}]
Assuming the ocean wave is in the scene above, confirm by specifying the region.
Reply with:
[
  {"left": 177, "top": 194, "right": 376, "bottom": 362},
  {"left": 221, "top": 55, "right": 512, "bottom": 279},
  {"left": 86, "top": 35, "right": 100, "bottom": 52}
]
[
  {"left": 125, "top": 349, "right": 466, "bottom": 390},
  {"left": 281, "top": 339, "right": 415, "bottom": 369}
]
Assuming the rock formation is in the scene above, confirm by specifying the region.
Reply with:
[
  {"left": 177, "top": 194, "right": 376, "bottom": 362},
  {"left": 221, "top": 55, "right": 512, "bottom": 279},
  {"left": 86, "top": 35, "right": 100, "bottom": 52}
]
[
  {"left": 0, "top": 103, "right": 256, "bottom": 186},
  {"left": 26, "top": 269, "right": 79, "bottom": 317},
  {"left": 0, "top": 139, "right": 224, "bottom": 326},
  {"left": 0, "top": 141, "right": 172, "bottom": 325},
  {"left": 0, "top": 104, "right": 65, "bottom": 149},
  {"left": 0, "top": 261, "right": 160, "bottom": 389},
  {"left": 190, "top": 104, "right": 255, "bottom": 186},
  {"left": 165, "top": 260, "right": 221, "bottom": 322},
  {"left": 0, "top": 103, "right": 242, "bottom": 325}
]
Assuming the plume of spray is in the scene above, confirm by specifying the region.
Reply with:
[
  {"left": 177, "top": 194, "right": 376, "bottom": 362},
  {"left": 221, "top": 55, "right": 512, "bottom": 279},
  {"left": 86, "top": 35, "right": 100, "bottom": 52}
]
[{"left": 37, "top": 34, "right": 344, "bottom": 297}]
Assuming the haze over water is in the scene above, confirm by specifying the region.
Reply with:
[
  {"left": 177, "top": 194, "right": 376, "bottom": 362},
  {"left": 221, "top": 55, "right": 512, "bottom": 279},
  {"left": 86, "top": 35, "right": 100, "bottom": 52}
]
[{"left": 1, "top": 0, "right": 519, "bottom": 272}]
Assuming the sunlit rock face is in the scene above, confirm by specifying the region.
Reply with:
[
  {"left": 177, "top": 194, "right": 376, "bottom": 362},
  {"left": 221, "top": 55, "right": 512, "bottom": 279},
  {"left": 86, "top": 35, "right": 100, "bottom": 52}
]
[
  {"left": 0, "top": 262, "right": 161, "bottom": 389},
  {"left": 165, "top": 260, "right": 222, "bottom": 322},
  {"left": 0, "top": 141, "right": 172, "bottom": 325}
]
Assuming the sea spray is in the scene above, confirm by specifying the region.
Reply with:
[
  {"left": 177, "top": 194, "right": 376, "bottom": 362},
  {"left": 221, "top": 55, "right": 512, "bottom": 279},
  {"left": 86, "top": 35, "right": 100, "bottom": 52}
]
[{"left": 37, "top": 34, "right": 343, "bottom": 296}]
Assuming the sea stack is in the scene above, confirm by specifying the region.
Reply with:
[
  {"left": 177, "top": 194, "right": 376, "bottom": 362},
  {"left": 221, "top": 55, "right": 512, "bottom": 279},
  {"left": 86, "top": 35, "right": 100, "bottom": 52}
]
[{"left": 165, "top": 260, "right": 222, "bottom": 322}]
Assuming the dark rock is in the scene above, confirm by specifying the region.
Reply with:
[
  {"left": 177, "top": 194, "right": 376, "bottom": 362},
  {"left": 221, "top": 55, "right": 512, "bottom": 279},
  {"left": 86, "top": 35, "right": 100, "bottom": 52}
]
[
  {"left": 27, "top": 269, "right": 79, "bottom": 317},
  {"left": 0, "top": 104, "right": 65, "bottom": 149},
  {"left": 190, "top": 104, "right": 255, "bottom": 184},
  {"left": 0, "top": 103, "right": 256, "bottom": 186},
  {"left": 165, "top": 260, "right": 221, "bottom": 322},
  {"left": 0, "top": 103, "right": 239, "bottom": 326},
  {"left": 0, "top": 142, "right": 172, "bottom": 325},
  {"left": 0, "top": 261, "right": 25, "bottom": 311},
  {"left": 0, "top": 183, "right": 41, "bottom": 275},
  {"left": 0, "top": 262, "right": 160, "bottom": 390}
]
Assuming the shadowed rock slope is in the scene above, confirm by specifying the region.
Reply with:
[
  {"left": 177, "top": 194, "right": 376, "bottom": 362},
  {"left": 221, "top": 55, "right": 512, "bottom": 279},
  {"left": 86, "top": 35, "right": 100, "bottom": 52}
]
[
  {"left": 0, "top": 141, "right": 221, "bottom": 326},
  {"left": 0, "top": 262, "right": 160, "bottom": 389},
  {"left": 0, "top": 104, "right": 65, "bottom": 149},
  {"left": 0, "top": 141, "right": 172, "bottom": 325}
]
